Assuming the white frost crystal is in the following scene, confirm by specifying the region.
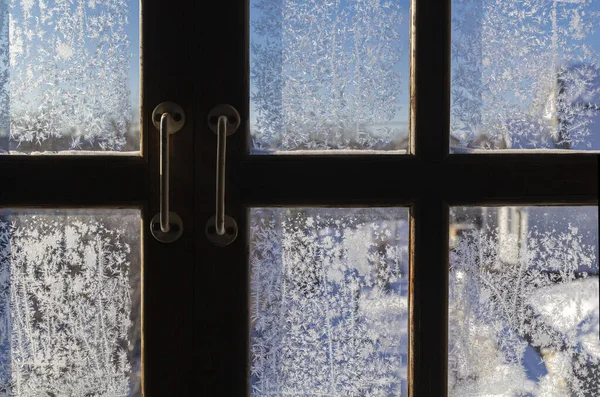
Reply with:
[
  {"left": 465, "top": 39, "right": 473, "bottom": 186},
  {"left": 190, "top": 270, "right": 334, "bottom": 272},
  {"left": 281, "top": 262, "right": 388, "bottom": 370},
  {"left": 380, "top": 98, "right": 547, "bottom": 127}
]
[
  {"left": 0, "top": 0, "right": 134, "bottom": 152},
  {"left": 250, "top": 0, "right": 404, "bottom": 151},
  {"left": 452, "top": 0, "right": 600, "bottom": 150},
  {"left": 250, "top": 208, "right": 409, "bottom": 396},
  {"left": 0, "top": 211, "right": 140, "bottom": 396},
  {"left": 449, "top": 209, "right": 599, "bottom": 396}
]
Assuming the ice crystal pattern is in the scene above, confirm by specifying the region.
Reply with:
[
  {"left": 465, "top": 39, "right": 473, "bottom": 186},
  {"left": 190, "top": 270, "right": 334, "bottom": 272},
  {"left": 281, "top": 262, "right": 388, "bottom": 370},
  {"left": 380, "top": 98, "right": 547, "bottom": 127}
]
[
  {"left": 0, "top": 211, "right": 140, "bottom": 396},
  {"left": 250, "top": 208, "right": 409, "bottom": 396},
  {"left": 452, "top": 0, "right": 600, "bottom": 150},
  {"left": 251, "top": 0, "right": 404, "bottom": 151},
  {"left": 0, "top": 0, "right": 134, "bottom": 152},
  {"left": 449, "top": 217, "right": 599, "bottom": 396}
]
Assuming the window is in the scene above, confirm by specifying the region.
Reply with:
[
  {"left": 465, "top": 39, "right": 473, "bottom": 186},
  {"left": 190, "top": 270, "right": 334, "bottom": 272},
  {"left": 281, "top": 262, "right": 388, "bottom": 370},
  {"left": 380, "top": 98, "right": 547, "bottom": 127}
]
[
  {"left": 0, "top": 1, "right": 196, "bottom": 395},
  {"left": 209, "top": 0, "right": 597, "bottom": 395},
  {"left": 0, "top": 0, "right": 596, "bottom": 396},
  {"left": 449, "top": 206, "right": 598, "bottom": 395}
]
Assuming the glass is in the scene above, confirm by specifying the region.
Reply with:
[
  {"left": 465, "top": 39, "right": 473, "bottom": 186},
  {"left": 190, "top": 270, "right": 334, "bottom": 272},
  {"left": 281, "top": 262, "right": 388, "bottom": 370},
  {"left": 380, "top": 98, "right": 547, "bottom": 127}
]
[
  {"left": 1, "top": 0, "right": 140, "bottom": 154},
  {"left": 250, "top": 208, "right": 409, "bottom": 396},
  {"left": 0, "top": 209, "right": 141, "bottom": 396},
  {"left": 449, "top": 206, "right": 599, "bottom": 396},
  {"left": 250, "top": 208, "right": 408, "bottom": 397},
  {"left": 249, "top": 0, "right": 410, "bottom": 153},
  {"left": 451, "top": 0, "right": 600, "bottom": 152}
]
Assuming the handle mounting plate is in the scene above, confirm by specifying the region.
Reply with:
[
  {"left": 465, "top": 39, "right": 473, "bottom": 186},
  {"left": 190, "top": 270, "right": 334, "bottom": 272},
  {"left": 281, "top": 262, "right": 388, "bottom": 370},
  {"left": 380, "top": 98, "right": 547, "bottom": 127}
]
[
  {"left": 207, "top": 104, "right": 240, "bottom": 136},
  {"left": 205, "top": 214, "right": 238, "bottom": 247},
  {"left": 150, "top": 212, "right": 184, "bottom": 244},
  {"left": 152, "top": 102, "right": 185, "bottom": 134}
]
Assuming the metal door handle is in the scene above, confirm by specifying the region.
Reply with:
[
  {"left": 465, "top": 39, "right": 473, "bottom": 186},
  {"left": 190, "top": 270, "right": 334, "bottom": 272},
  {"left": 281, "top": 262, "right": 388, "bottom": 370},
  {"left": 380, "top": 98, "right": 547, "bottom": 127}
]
[
  {"left": 206, "top": 104, "right": 240, "bottom": 246},
  {"left": 215, "top": 115, "right": 228, "bottom": 235},
  {"left": 150, "top": 102, "right": 185, "bottom": 243}
]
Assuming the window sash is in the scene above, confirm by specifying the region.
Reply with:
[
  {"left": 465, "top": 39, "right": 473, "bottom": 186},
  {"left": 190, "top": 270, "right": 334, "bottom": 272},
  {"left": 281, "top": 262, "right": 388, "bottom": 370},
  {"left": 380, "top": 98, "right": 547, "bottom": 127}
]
[{"left": 0, "top": 0, "right": 594, "bottom": 395}]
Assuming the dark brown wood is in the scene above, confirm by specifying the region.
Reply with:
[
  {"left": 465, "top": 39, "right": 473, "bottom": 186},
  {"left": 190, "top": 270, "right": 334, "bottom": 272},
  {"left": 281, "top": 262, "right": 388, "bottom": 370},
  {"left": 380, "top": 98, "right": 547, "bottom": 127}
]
[
  {"left": 409, "top": 0, "right": 451, "bottom": 394},
  {"left": 193, "top": 0, "right": 250, "bottom": 395},
  {"left": 238, "top": 154, "right": 597, "bottom": 206},
  {"left": 410, "top": 199, "right": 449, "bottom": 397},
  {"left": 0, "top": 157, "right": 147, "bottom": 205},
  {"left": 142, "top": 0, "right": 196, "bottom": 395},
  {"left": 0, "top": 153, "right": 594, "bottom": 207}
]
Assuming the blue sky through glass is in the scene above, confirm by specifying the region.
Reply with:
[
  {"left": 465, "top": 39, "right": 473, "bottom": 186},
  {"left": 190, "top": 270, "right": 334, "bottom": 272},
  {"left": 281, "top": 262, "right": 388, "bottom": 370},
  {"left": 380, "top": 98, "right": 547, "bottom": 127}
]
[
  {"left": 450, "top": 0, "right": 600, "bottom": 150},
  {"left": 249, "top": 0, "right": 411, "bottom": 151},
  {"left": 248, "top": 1, "right": 412, "bottom": 120},
  {"left": 249, "top": 0, "right": 600, "bottom": 151},
  {"left": 127, "top": 1, "right": 140, "bottom": 118}
]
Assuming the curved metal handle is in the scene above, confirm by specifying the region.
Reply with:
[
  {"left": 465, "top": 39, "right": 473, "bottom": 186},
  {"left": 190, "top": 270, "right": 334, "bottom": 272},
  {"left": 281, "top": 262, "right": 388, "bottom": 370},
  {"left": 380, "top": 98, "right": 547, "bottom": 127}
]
[
  {"left": 150, "top": 102, "right": 185, "bottom": 243},
  {"left": 206, "top": 104, "right": 240, "bottom": 246},
  {"left": 160, "top": 113, "right": 172, "bottom": 233},
  {"left": 216, "top": 115, "right": 228, "bottom": 235}
]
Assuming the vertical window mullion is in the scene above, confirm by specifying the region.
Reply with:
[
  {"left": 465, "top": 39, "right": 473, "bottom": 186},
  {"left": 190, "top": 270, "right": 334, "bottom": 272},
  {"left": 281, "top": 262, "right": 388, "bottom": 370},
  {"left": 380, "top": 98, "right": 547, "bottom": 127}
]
[
  {"left": 410, "top": 200, "right": 450, "bottom": 397},
  {"left": 410, "top": 0, "right": 451, "bottom": 395},
  {"left": 411, "top": 0, "right": 451, "bottom": 161}
]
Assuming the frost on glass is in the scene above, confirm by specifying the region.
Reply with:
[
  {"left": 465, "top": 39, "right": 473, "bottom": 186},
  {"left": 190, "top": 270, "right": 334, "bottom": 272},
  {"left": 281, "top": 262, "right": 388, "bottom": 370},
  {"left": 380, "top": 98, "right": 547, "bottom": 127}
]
[
  {"left": 250, "top": 208, "right": 409, "bottom": 396},
  {"left": 449, "top": 206, "right": 599, "bottom": 396},
  {"left": 0, "top": 0, "right": 140, "bottom": 154},
  {"left": 0, "top": 209, "right": 141, "bottom": 396},
  {"left": 451, "top": 0, "right": 600, "bottom": 151},
  {"left": 250, "top": 0, "right": 409, "bottom": 153}
]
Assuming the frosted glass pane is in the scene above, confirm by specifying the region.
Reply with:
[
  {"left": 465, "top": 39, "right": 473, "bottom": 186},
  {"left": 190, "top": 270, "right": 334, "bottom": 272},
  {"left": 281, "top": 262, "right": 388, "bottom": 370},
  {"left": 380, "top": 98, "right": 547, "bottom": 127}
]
[
  {"left": 451, "top": 1, "right": 600, "bottom": 152},
  {"left": 449, "top": 206, "right": 599, "bottom": 396},
  {"left": 250, "top": 208, "right": 409, "bottom": 396},
  {"left": 0, "top": 209, "right": 141, "bottom": 396},
  {"left": 0, "top": 1, "right": 140, "bottom": 154},
  {"left": 249, "top": 0, "right": 410, "bottom": 153}
]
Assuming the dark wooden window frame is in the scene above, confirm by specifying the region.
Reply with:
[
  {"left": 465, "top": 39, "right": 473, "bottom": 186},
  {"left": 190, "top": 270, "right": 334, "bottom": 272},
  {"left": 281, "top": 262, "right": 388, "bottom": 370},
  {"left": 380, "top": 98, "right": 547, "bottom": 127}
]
[
  {"left": 0, "top": 2, "right": 199, "bottom": 395},
  {"left": 0, "top": 0, "right": 595, "bottom": 396},
  {"left": 198, "top": 0, "right": 598, "bottom": 396}
]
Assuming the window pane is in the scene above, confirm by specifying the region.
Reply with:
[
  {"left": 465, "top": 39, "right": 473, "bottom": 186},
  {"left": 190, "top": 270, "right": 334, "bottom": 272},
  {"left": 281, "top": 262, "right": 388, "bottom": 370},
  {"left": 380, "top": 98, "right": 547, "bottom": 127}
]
[
  {"left": 250, "top": 208, "right": 409, "bottom": 396},
  {"left": 250, "top": 0, "right": 409, "bottom": 153},
  {"left": 0, "top": 1, "right": 140, "bottom": 154},
  {"left": 451, "top": 1, "right": 600, "bottom": 152},
  {"left": 449, "top": 206, "right": 599, "bottom": 396},
  {"left": 0, "top": 209, "right": 141, "bottom": 396}
]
